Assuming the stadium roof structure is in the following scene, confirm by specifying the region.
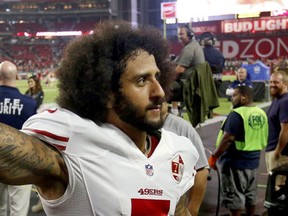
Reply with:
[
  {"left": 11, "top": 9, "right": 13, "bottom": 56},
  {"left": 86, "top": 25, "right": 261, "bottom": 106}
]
[{"left": 0, "top": 0, "right": 111, "bottom": 18}]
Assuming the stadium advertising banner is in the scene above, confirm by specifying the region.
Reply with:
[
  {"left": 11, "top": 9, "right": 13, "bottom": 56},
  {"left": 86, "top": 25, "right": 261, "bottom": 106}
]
[
  {"left": 192, "top": 16, "right": 288, "bottom": 34},
  {"left": 161, "top": 2, "right": 176, "bottom": 19},
  {"left": 220, "top": 17, "right": 288, "bottom": 59},
  {"left": 191, "top": 16, "right": 288, "bottom": 34},
  {"left": 222, "top": 17, "right": 288, "bottom": 33},
  {"left": 171, "top": 35, "right": 288, "bottom": 59},
  {"left": 191, "top": 21, "right": 221, "bottom": 34},
  {"left": 221, "top": 36, "right": 288, "bottom": 59},
  {"left": 186, "top": 17, "right": 288, "bottom": 59}
]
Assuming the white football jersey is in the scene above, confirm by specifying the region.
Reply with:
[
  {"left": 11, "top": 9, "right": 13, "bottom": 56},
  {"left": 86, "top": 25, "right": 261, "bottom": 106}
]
[{"left": 22, "top": 108, "right": 199, "bottom": 216}]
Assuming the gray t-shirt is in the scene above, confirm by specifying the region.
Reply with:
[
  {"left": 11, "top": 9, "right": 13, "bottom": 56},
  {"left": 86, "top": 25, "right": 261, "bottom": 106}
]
[
  {"left": 163, "top": 113, "right": 209, "bottom": 170},
  {"left": 176, "top": 39, "right": 205, "bottom": 69}
]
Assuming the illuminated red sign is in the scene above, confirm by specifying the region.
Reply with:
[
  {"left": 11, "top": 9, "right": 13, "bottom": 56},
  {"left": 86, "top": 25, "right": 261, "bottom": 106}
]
[
  {"left": 161, "top": 2, "right": 176, "bottom": 19},
  {"left": 222, "top": 17, "right": 288, "bottom": 33}
]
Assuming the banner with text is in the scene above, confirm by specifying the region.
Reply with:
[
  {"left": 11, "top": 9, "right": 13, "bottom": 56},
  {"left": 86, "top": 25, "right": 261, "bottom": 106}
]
[
  {"left": 220, "top": 35, "right": 288, "bottom": 59},
  {"left": 222, "top": 17, "right": 288, "bottom": 33}
]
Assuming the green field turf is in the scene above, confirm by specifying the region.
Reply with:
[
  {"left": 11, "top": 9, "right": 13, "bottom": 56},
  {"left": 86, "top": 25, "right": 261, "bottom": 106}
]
[{"left": 222, "top": 75, "right": 236, "bottom": 81}]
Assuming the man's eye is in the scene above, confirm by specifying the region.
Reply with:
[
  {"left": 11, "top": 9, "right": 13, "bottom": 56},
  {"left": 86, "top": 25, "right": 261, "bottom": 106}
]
[
  {"left": 270, "top": 81, "right": 278, "bottom": 84},
  {"left": 137, "top": 77, "right": 147, "bottom": 85}
]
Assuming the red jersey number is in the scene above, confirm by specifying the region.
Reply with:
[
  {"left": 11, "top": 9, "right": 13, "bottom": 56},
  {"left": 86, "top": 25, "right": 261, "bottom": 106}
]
[{"left": 131, "top": 198, "right": 170, "bottom": 216}]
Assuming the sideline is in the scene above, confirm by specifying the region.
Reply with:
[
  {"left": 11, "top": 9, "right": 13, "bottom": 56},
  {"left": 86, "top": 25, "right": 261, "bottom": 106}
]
[{"left": 197, "top": 101, "right": 271, "bottom": 128}]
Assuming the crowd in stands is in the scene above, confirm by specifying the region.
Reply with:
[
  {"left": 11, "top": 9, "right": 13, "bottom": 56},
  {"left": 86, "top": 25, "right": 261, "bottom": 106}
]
[
  {"left": 0, "top": 20, "right": 95, "bottom": 79},
  {"left": 0, "top": 43, "right": 62, "bottom": 78}
]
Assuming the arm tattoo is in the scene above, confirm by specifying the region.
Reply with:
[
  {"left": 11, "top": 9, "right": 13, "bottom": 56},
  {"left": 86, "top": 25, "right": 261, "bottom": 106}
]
[
  {"left": 0, "top": 124, "right": 57, "bottom": 183},
  {"left": 0, "top": 145, "right": 55, "bottom": 177},
  {"left": 175, "top": 194, "right": 188, "bottom": 216}
]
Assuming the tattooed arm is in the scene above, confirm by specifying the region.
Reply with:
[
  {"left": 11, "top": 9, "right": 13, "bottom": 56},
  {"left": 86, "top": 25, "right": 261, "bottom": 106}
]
[
  {"left": 175, "top": 194, "right": 191, "bottom": 216},
  {"left": 0, "top": 123, "right": 68, "bottom": 199}
]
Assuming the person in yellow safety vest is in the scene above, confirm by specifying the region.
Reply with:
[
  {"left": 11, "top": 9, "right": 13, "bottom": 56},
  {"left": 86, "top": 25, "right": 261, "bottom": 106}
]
[{"left": 208, "top": 85, "right": 268, "bottom": 216}]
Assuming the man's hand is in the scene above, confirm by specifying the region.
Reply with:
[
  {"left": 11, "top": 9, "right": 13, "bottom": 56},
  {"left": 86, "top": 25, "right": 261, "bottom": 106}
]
[
  {"left": 208, "top": 155, "right": 218, "bottom": 170},
  {"left": 273, "top": 149, "right": 281, "bottom": 160}
]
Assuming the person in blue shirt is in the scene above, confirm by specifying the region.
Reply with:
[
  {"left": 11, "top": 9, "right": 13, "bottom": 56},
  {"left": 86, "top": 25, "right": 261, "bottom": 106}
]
[
  {"left": 209, "top": 86, "right": 268, "bottom": 216},
  {"left": 226, "top": 67, "right": 253, "bottom": 97},
  {"left": 265, "top": 70, "right": 288, "bottom": 190},
  {"left": 201, "top": 32, "right": 225, "bottom": 96},
  {"left": 0, "top": 61, "right": 37, "bottom": 216}
]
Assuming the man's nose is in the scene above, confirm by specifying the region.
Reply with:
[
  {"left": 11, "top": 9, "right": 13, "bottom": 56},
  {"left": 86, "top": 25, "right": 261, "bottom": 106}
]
[{"left": 151, "top": 80, "right": 165, "bottom": 99}]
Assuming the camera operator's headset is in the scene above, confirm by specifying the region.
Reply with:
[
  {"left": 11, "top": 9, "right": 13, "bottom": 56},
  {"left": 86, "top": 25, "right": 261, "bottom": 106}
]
[
  {"left": 199, "top": 31, "right": 216, "bottom": 46},
  {"left": 180, "top": 23, "right": 194, "bottom": 39}
]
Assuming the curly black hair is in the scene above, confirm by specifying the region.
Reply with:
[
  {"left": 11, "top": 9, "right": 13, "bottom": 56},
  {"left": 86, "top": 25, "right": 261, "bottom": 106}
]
[{"left": 56, "top": 20, "right": 175, "bottom": 123}]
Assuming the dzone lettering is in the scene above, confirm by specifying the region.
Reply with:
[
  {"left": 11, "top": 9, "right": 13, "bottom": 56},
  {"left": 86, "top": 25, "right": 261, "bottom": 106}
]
[
  {"left": 138, "top": 188, "right": 163, "bottom": 196},
  {"left": 0, "top": 98, "right": 23, "bottom": 115},
  {"left": 222, "top": 37, "right": 288, "bottom": 59}
]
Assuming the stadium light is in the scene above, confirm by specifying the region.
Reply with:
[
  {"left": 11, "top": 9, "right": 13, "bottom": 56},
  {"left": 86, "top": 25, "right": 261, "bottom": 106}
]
[{"left": 36, "top": 31, "right": 83, "bottom": 37}]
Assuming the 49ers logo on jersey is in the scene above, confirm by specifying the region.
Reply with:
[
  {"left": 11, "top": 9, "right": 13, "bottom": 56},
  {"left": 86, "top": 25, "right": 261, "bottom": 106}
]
[{"left": 171, "top": 154, "right": 184, "bottom": 183}]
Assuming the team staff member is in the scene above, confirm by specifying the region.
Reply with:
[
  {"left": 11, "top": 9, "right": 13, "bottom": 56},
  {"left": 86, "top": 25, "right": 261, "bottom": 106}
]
[
  {"left": 0, "top": 20, "right": 199, "bottom": 216},
  {"left": 171, "top": 23, "right": 205, "bottom": 116},
  {"left": 201, "top": 32, "right": 225, "bottom": 96},
  {"left": 162, "top": 102, "right": 209, "bottom": 216},
  {"left": 0, "top": 61, "right": 37, "bottom": 216},
  {"left": 209, "top": 86, "right": 268, "bottom": 216},
  {"left": 265, "top": 70, "right": 288, "bottom": 187},
  {"left": 226, "top": 67, "right": 253, "bottom": 97}
]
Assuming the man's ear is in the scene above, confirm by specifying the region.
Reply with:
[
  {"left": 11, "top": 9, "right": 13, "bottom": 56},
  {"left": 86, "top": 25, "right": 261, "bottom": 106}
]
[
  {"left": 106, "top": 93, "right": 114, "bottom": 108},
  {"left": 241, "top": 94, "right": 247, "bottom": 102},
  {"left": 284, "top": 82, "right": 288, "bottom": 90}
]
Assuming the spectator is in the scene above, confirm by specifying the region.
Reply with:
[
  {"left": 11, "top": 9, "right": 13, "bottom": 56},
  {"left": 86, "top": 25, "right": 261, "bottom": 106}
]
[
  {"left": 25, "top": 75, "right": 44, "bottom": 111},
  {"left": 0, "top": 20, "right": 199, "bottom": 216},
  {"left": 171, "top": 23, "right": 205, "bottom": 116},
  {"left": 226, "top": 67, "right": 253, "bottom": 96},
  {"left": 209, "top": 86, "right": 268, "bottom": 216},
  {"left": 162, "top": 102, "right": 209, "bottom": 216},
  {"left": 0, "top": 61, "right": 37, "bottom": 216},
  {"left": 200, "top": 32, "right": 225, "bottom": 96},
  {"left": 265, "top": 70, "right": 288, "bottom": 190}
]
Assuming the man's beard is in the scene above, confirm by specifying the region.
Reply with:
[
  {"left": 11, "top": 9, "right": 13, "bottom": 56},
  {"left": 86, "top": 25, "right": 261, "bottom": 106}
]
[
  {"left": 270, "top": 87, "right": 281, "bottom": 98},
  {"left": 113, "top": 92, "right": 165, "bottom": 134}
]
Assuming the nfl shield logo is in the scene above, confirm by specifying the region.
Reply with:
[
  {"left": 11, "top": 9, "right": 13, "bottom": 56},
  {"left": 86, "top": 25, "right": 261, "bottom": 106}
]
[
  {"left": 145, "top": 164, "right": 154, "bottom": 176},
  {"left": 171, "top": 154, "right": 184, "bottom": 183}
]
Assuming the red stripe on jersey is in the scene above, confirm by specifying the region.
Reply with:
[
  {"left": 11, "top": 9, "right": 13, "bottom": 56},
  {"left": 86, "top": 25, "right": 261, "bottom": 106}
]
[
  {"left": 23, "top": 128, "right": 69, "bottom": 142},
  {"left": 52, "top": 144, "right": 66, "bottom": 151},
  {"left": 147, "top": 135, "right": 159, "bottom": 158}
]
